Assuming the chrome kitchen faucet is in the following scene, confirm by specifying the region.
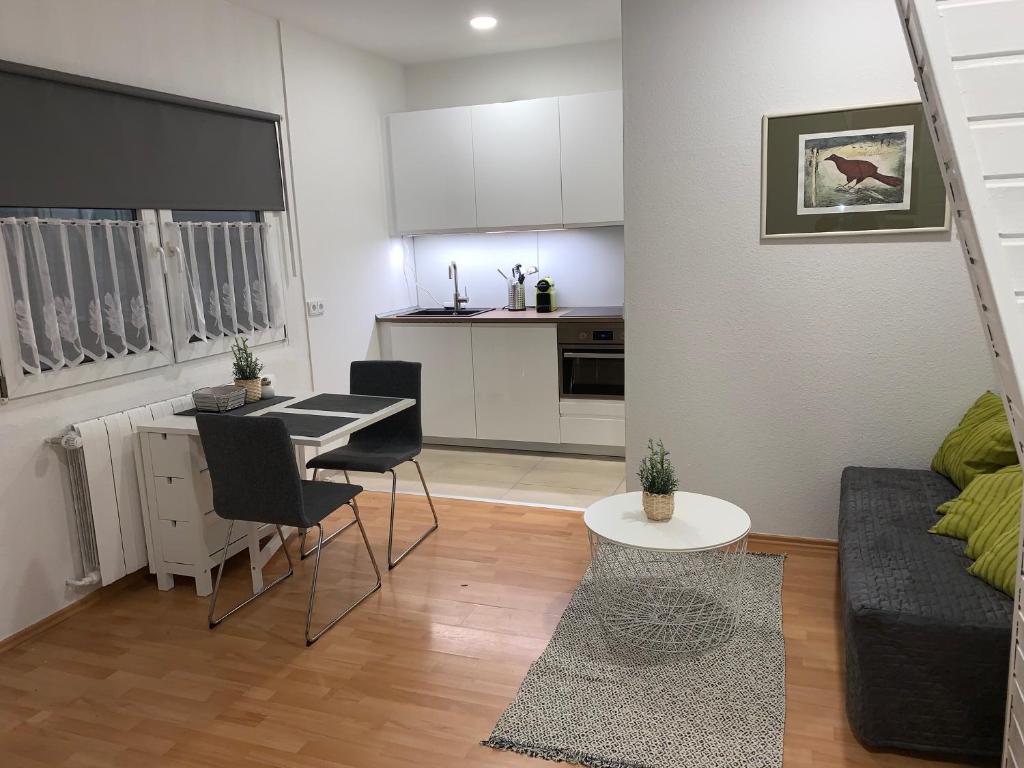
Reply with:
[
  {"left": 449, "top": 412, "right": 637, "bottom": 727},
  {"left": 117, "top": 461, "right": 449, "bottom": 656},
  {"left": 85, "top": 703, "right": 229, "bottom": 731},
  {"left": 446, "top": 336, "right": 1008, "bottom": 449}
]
[{"left": 448, "top": 261, "right": 469, "bottom": 311}]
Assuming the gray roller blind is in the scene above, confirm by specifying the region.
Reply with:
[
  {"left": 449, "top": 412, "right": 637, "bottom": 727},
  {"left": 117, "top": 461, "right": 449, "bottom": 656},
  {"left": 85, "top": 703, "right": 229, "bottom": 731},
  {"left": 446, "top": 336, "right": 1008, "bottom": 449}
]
[{"left": 0, "top": 60, "right": 285, "bottom": 211}]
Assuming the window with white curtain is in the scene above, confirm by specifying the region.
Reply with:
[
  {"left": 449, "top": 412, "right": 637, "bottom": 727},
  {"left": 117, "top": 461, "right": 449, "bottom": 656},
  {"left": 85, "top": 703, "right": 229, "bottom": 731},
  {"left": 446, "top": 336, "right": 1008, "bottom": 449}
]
[
  {"left": 0, "top": 207, "right": 288, "bottom": 399},
  {"left": 0, "top": 209, "right": 174, "bottom": 398},
  {"left": 158, "top": 210, "right": 287, "bottom": 362}
]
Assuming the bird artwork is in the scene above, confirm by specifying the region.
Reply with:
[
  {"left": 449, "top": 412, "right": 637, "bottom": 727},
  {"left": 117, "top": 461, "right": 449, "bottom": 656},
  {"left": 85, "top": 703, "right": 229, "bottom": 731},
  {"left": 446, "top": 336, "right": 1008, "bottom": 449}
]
[
  {"left": 796, "top": 126, "right": 914, "bottom": 214},
  {"left": 823, "top": 154, "right": 903, "bottom": 190},
  {"left": 762, "top": 106, "right": 944, "bottom": 237}
]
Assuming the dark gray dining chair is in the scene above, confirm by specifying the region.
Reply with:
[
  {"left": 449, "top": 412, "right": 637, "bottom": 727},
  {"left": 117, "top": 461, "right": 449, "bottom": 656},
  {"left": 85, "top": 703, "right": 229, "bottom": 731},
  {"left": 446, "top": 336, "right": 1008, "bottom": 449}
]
[
  {"left": 196, "top": 413, "right": 381, "bottom": 646},
  {"left": 305, "top": 360, "right": 438, "bottom": 569}
]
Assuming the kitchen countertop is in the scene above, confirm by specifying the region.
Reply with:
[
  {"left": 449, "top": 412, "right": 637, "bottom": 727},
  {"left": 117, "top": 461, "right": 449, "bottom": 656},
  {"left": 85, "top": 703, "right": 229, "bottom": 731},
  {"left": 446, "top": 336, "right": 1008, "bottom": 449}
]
[{"left": 376, "top": 307, "right": 624, "bottom": 323}]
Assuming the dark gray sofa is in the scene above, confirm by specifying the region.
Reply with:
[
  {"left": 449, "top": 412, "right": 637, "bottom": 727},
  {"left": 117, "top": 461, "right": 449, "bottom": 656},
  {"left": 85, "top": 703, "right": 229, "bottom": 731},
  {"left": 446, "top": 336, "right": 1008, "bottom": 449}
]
[{"left": 839, "top": 466, "right": 1012, "bottom": 760}]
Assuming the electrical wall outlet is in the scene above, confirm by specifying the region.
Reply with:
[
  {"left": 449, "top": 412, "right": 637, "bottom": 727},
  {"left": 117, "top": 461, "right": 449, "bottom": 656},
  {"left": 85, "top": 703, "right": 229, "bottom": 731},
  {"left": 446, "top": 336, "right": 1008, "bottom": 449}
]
[{"left": 305, "top": 298, "right": 326, "bottom": 317}]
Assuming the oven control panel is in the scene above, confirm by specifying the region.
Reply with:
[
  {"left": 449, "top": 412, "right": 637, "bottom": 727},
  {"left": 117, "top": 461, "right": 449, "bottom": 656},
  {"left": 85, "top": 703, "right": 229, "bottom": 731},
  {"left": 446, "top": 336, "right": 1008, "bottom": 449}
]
[{"left": 557, "top": 322, "right": 624, "bottom": 345}]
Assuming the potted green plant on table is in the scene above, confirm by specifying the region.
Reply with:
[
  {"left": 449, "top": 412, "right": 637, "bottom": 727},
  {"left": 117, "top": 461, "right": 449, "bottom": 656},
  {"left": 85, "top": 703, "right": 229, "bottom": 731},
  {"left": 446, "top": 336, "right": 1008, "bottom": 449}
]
[
  {"left": 230, "top": 336, "right": 264, "bottom": 402},
  {"left": 637, "top": 438, "right": 678, "bottom": 521}
]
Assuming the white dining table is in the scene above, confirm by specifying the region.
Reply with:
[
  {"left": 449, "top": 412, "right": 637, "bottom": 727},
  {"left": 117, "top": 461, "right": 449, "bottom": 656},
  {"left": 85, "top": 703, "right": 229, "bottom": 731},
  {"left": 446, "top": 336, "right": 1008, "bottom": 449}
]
[
  {"left": 140, "top": 391, "right": 415, "bottom": 446},
  {"left": 135, "top": 391, "right": 414, "bottom": 596}
]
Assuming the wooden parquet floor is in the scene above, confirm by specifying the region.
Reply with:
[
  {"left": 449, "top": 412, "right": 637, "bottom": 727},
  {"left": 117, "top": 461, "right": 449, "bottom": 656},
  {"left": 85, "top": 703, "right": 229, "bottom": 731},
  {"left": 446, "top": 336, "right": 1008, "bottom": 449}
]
[{"left": 0, "top": 493, "right": 968, "bottom": 767}]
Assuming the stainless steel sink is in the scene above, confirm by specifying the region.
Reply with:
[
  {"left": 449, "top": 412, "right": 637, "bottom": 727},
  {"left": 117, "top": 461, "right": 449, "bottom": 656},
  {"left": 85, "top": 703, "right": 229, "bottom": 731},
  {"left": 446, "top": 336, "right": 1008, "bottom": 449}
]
[{"left": 398, "top": 307, "right": 494, "bottom": 317}]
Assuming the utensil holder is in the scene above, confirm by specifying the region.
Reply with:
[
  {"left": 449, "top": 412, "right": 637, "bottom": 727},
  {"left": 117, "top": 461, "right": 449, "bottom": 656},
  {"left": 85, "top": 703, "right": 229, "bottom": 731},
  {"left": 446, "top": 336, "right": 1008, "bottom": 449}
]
[{"left": 508, "top": 282, "right": 526, "bottom": 311}]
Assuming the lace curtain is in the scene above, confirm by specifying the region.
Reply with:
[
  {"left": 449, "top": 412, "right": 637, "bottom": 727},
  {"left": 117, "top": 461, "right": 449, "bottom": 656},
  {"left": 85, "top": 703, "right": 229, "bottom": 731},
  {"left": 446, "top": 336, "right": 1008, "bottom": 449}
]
[
  {"left": 0, "top": 217, "right": 154, "bottom": 375},
  {"left": 165, "top": 221, "right": 284, "bottom": 342}
]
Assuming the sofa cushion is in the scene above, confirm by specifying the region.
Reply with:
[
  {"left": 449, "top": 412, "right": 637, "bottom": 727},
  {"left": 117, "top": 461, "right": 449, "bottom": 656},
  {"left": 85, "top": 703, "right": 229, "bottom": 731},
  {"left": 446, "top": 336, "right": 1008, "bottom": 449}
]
[
  {"left": 840, "top": 466, "right": 1012, "bottom": 759},
  {"left": 970, "top": 527, "right": 1019, "bottom": 596},
  {"left": 931, "top": 391, "right": 1017, "bottom": 490},
  {"left": 966, "top": 480, "right": 1022, "bottom": 559},
  {"left": 931, "top": 464, "right": 1021, "bottom": 541}
]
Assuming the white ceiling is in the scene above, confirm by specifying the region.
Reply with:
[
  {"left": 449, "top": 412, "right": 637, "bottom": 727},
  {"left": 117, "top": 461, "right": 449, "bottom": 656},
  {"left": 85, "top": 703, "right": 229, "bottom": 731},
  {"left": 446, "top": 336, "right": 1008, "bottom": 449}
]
[{"left": 230, "top": 0, "right": 621, "bottom": 64}]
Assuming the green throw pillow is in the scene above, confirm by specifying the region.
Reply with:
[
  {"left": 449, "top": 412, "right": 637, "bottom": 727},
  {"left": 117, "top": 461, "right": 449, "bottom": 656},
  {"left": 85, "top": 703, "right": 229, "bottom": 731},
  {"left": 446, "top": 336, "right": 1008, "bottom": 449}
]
[
  {"left": 931, "top": 464, "right": 1021, "bottom": 541},
  {"left": 966, "top": 482, "right": 1022, "bottom": 559},
  {"left": 968, "top": 527, "right": 1020, "bottom": 596},
  {"left": 931, "top": 391, "right": 1017, "bottom": 490}
]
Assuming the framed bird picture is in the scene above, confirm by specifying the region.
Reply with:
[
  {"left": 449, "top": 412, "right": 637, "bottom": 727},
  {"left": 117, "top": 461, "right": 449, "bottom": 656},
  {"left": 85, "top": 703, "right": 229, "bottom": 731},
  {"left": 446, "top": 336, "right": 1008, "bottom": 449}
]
[{"left": 761, "top": 101, "right": 949, "bottom": 238}]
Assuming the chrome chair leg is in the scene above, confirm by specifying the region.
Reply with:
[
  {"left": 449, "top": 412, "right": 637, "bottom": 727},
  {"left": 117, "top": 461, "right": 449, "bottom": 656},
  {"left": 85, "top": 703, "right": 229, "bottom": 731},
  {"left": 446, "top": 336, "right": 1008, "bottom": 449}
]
[
  {"left": 299, "top": 469, "right": 318, "bottom": 556},
  {"left": 305, "top": 503, "right": 382, "bottom": 646},
  {"left": 344, "top": 470, "right": 363, "bottom": 517},
  {"left": 386, "top": 459, "right": 440, "bottom": 570},
  {"left": 209, "top": 522, "right": 294, "bottom": 629},
  {"left": 301, "top": 468, "right": 359, "bottom": 560}
]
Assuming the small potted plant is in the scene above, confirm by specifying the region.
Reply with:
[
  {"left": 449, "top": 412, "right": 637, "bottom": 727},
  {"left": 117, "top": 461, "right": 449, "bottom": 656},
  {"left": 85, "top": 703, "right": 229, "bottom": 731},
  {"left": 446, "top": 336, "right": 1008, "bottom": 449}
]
[
  {"left": 230, "top": 336, "right": 264, "bottom": 403},
  {"left": 637, "top": 438, "right": 678, "bottom": 521}
]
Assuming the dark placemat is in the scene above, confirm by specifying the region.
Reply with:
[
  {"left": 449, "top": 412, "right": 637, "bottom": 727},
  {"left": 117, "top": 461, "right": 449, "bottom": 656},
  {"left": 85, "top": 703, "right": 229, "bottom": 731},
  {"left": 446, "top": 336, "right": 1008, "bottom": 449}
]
[
  {"left": 256, "top": 412, "right": 356, "bottom": 438},
  {"left": 177, "top": 395, "right": 294, "bottom": 417},
  {"left": 287, "top": 393, "right": 402, "bottom": 414}
]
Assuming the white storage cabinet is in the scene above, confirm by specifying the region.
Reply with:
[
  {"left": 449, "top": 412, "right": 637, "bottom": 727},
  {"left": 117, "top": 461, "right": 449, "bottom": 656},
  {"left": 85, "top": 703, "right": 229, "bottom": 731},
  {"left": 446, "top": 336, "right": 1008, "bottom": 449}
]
[
  {"left": 559, "top": 398, "right": 625, "bottom": 447},
  {"left": 471, "top": 324, "right": 561, "bottom": 444},
  {"left": 137, "top": 430, "right": 282, "bottom": 596},
  {"left": 471, "top": 97, "right": 563, "bottom": 230},
  {"left": 380, "top": 322, "right": 477, "bottom": 439},
  {"left": 559, "top": 91, "right": 624, "bottom": 226},
  {"left": 387, "top": 106, "right": 477, "bottom": 234}
]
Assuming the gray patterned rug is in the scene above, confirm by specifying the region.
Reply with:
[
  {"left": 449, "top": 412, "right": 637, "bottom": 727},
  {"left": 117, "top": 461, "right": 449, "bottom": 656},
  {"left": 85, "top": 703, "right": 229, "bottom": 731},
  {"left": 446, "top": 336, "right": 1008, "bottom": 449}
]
[{"left": 483, "top": 553, "right": 786, "bottom": 768}]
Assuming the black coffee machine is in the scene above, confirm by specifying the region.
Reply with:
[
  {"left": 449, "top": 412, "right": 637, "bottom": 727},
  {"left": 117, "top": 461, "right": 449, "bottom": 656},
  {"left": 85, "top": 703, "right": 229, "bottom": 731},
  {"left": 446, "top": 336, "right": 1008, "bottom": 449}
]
[{"left": 535, "top": 277, "right": 556, "bottom": 313}]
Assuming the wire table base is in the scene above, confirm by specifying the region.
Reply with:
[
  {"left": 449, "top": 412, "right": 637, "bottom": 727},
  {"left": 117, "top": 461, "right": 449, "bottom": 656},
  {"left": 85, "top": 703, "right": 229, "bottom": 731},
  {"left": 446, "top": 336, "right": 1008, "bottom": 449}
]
[{"left": 587, "top": 532, "right": 748, "bottom": 654}]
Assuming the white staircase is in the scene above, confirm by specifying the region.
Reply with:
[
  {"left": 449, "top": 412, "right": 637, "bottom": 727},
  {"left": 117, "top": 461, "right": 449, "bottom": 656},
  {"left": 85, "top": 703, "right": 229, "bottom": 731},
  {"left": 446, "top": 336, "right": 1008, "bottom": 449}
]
[{"left": 895, "top": 0, "right": 1024, "bottom": 763}]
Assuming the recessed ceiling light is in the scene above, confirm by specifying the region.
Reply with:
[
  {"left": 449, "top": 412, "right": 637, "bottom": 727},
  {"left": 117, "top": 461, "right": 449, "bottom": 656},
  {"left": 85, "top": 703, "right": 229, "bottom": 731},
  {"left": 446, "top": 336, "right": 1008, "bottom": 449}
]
[{"left": 469, "top": 16, "right": 498, "bottom": 31}]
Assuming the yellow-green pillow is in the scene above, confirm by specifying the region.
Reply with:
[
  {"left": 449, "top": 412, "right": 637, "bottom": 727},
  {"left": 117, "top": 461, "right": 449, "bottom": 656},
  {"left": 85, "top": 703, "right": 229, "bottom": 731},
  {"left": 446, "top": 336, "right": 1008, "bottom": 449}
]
[
  {"left": 931, "top": 391, "right": 1017, "bottom": 490},
  {"left": 930, "top": 464, "right": 1021, "bottom": 541},
  {"left": 966, "top": 483, "right": 1022, "bottom": 559},
  {"left": 968, "top": 527, "right": 1020, "bottom": 596}
]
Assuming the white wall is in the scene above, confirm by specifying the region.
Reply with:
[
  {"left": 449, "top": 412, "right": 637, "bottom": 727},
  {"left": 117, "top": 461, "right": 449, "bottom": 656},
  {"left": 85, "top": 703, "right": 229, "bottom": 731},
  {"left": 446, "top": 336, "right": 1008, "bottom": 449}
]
[
  {"left": 622, "top": 0, "right": 994, "bottom": 539},
  {"left": 279, "top": 24, "right": 414, "bottom": 389},
  {"left": 0, "top": 0, "right": 410, "bottom": 641},
  {"left": 404, "top": 38, "right": 621, "bottom": 110},
  {"left": 413, "top": 227, "right": 624, "bottom": 309}
]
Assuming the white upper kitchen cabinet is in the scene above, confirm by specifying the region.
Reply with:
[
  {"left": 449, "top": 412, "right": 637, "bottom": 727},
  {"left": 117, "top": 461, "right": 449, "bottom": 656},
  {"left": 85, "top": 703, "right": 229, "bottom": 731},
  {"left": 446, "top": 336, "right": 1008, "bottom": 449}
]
[
  {"left": 380, "top": 323, "right": 477, "bottom": 439},
  {"left": 387, "top": 107, "right": 477, "bottom": 234},
  {"left": 559, "top": 91, "right": 624, "bottom": 226},
  {"left": 471, "top": 324, "right": 560, "bottom": 444},
  {"left": 471, "top": 98, "right": 563, "bottom": 230}
]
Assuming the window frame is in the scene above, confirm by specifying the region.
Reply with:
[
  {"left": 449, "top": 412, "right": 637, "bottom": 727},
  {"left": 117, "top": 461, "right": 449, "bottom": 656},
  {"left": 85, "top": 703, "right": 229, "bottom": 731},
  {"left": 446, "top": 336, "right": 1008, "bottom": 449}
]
[
  {"left": 0, "top": 210, "right": 174, "bottom": 399},
  {"left": 156, "top": 209, "right": 288, "bottom": 364}
]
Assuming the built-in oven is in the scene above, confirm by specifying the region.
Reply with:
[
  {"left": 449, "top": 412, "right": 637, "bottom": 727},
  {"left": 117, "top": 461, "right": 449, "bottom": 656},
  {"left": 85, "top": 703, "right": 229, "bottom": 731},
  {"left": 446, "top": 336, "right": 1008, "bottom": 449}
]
[{"left": 558, "top": 321, "right": 624, "bottom": 400}]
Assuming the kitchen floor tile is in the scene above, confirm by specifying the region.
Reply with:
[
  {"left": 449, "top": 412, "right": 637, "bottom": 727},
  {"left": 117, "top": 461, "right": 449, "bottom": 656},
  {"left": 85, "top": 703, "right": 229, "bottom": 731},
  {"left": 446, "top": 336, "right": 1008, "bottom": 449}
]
[
  {"left": 501, "top": 483, "right": 606, "bottom": 509},
  {"left": 320, "top": 447, "right": 625, "bottom": 509},
  {"left": 515, "top": 463, "right": 624, "bottom": 494},
  {"left": 419, "top": 446, "right": 543, "bottom": 471}
]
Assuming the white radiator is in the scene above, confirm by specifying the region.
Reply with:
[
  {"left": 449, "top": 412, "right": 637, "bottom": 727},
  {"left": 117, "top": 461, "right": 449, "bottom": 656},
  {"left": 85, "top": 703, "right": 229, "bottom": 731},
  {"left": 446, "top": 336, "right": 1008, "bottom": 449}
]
[{"left": 53, "top": 394, "right": 194, "bottom": 586}]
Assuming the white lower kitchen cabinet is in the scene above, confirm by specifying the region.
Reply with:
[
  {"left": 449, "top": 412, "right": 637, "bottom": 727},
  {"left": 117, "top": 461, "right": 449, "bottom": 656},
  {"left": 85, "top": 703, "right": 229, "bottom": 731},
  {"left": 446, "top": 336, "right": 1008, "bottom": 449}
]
[
  {"left": 381, "top": 322, "right": 477, "bottom": 439},
  {"left": 471, "top": 324, "right": 560, "bottom": 443},
  {"left": 559, "top": 398, "right": 625, "bottom": 447}
]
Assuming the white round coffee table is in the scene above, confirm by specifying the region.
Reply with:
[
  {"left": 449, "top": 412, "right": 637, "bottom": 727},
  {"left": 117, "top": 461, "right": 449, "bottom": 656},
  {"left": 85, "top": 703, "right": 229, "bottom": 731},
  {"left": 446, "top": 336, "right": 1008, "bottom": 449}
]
[{"left": 583, "top": 491, "right": 751, "bottom": 654}]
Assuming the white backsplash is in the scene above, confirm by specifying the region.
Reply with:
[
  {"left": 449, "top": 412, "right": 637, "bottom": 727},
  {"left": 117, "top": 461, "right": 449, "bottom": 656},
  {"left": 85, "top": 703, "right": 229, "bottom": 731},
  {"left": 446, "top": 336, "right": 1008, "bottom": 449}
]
[{"left": 411, "top": 226, "right": 624, "bottom": 310}]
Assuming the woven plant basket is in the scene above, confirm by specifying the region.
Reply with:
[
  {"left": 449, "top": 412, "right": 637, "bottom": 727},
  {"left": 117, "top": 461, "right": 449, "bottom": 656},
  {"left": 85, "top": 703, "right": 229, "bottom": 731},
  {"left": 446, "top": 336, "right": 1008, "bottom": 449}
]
[
  {"left": 234, "top": 378, "right": 263, "bottom": 403},
  {"left": 642, "top": 491, "right": 675, "bottom": 521}
]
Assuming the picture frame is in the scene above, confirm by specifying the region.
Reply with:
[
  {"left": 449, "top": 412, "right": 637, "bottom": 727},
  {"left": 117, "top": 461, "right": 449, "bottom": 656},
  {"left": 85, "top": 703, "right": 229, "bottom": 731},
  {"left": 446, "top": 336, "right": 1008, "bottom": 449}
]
[{"left": 761, "top": 101, "right": 949, "bottom": 238}]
